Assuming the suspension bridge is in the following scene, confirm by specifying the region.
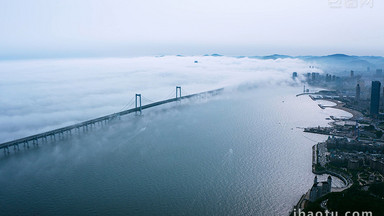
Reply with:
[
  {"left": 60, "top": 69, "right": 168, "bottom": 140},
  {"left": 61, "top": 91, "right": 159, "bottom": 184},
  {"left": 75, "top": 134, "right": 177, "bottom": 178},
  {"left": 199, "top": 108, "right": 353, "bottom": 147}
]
[{"left": 0, "top": 87, "right": 224, "bottom": 155}]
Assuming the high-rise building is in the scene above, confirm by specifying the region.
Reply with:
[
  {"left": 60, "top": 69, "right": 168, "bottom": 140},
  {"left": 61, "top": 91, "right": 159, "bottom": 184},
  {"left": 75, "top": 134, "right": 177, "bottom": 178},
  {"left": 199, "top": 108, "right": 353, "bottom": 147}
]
[
  {"left": 292, "top": 72, "right": 298, "bottom": 79},
  {"left": 377, "top": 69, "right": 383, "bottom": 76},
  {"left": 356, "top": 84, "right": 360, "bottom": 102},
  {"left": 370, "top": 81, "right": 381, "bottom": 116},
  {"left": 350, "top": 70, "right": 354, "bottom": 77},
  {"left": 381, "top": 86, "right": 384, "bottom": 100},
  {"left": 325, "top": 74, "right": 332, "bottom": 82}
]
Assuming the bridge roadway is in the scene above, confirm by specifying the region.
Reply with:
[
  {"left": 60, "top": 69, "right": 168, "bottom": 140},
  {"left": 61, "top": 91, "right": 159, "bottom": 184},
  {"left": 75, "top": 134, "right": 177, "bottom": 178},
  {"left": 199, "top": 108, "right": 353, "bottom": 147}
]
[{"left": 0, "top": 88, "right": 224, "bottom": 153}]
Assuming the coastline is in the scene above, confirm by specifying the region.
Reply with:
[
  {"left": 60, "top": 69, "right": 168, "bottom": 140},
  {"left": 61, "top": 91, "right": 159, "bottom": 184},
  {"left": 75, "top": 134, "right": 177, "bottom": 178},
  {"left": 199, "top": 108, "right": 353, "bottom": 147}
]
[
  {"left": 291, "top": 93, "right": 357, "bottom": 215},
  {"left": 310, "top": 97, "right": 363, "bottom": 120}
]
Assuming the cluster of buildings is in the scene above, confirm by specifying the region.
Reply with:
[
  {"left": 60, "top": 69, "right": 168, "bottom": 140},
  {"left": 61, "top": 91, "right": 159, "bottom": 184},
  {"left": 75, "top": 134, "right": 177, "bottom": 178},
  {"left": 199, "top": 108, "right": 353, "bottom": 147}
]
[
  {"left": 325, "top": 136, "right": 384, "bottom": 175},
  {"left": 295, "top": 68, "right": 384, "bottom": 119},
  {"left": 329, "top": 150, "right": 384, "bottom": 174},
  {"left": 293, "top": 67, "right": 384, "bottom": 212},
  {"left": 301, "top": 72, "right": 340, "bottom": 84},
  {"left": 292, "top": 67, "right": 384, "bottom": 212}
]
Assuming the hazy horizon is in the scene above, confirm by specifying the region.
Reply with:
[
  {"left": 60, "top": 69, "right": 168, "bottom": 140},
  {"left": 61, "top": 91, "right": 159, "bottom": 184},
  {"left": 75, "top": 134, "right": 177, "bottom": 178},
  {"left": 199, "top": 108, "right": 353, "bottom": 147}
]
[
  {"left": 1, "top": 0, "right": 383, "bottom": 59},
  {"left": 1, "top": 51, "right": 384, "bottom": 62}
]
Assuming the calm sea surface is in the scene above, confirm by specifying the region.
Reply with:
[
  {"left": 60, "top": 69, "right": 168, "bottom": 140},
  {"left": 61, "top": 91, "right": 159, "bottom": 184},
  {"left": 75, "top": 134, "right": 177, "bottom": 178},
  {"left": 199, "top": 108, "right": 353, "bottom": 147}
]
[{"left": 0, "top": 86, "right": 350, "bottom": 215}]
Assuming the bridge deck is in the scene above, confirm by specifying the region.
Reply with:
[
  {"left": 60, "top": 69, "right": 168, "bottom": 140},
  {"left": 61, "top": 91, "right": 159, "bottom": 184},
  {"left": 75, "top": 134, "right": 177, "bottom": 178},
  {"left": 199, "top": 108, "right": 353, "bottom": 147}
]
[{"left": 0, "top": 88, "right": 224, "bottom": 151}]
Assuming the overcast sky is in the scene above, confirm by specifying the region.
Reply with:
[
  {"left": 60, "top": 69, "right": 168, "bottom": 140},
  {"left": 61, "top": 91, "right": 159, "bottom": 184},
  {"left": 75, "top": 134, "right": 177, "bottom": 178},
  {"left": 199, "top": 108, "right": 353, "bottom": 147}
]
[{"left": 0, "top": 0, "right": 383, "bottom": 58}]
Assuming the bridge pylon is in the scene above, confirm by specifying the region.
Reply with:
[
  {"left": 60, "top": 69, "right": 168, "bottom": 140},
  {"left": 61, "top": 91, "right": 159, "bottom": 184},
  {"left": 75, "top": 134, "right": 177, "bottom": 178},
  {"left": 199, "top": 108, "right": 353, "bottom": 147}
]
[
  {"left": 135, "top": 94, "right": 142, "bottom": 115},
  {"left": 176, "top": 86, "right": 181, "bottom": 99}
]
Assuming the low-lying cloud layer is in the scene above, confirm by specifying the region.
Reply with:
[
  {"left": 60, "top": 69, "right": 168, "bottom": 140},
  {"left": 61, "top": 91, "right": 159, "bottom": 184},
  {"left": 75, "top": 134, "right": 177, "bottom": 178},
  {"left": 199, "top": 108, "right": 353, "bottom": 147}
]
[{"left": 0, "top": 56, "right": 316, "bottom": 143}]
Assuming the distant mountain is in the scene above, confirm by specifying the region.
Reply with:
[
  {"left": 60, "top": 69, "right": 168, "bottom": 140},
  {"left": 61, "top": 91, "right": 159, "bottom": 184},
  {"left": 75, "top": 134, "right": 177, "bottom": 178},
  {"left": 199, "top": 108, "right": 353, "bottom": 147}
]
[
  {"left": 249, "top": 54, "right": 293, "bottom": 60},
  {"left": 299, "top": 54, "right": 383, "bottom": 74},
  {"left": 262, "top": 54, "right": 293, "bottom": 60},
  {"left": 203, "top": 54, "right": 223, "bottom": 57},
  {"left": 249, "top": 54, "right": 384, "bottom": 74}
]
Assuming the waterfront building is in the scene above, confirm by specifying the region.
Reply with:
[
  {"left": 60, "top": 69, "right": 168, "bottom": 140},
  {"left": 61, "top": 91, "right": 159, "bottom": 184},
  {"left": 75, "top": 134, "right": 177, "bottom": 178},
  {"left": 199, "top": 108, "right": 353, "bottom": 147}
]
[
  {"left": 309, "top": 176, "right": 332, "bottom": 202},
  {"left": 309, "top": 72, "right": 320, "bottom": 82},
  {"left": 370, "top": 81, "right": 381, "bottom": 116},
  {"left": 356, "top": 84, "right": 361, "bottom": 102},
  {"left": 292, "top": 72, "right": 298, "bottom": 79},
  {"left": 325, "top": 74, "right": 332, "bottom": 82},
  {"left": 370, "top": 158, "right": 384, "bottom": 174},
  {"left": 376, "top": 69, "right": 383, "bottom": 76},
  {"left": 380, "top": 161, "right": 384, "bottom": 174},
  {"left": 382, "top": 87, "right": 384, "bottom": 103},
  {"left": 348, "top": 159, "right": 360, "bottom": 170}
]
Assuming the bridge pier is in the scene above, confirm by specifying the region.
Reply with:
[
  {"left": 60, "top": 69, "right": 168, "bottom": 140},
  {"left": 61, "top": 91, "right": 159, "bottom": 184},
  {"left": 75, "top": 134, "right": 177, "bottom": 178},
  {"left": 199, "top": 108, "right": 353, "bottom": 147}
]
[
  {"left": 4, "top": 146, "right": 9, "bottom": 154},
  {"left": 33, "top": 139, "right": 38, "bottom": 147}
]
